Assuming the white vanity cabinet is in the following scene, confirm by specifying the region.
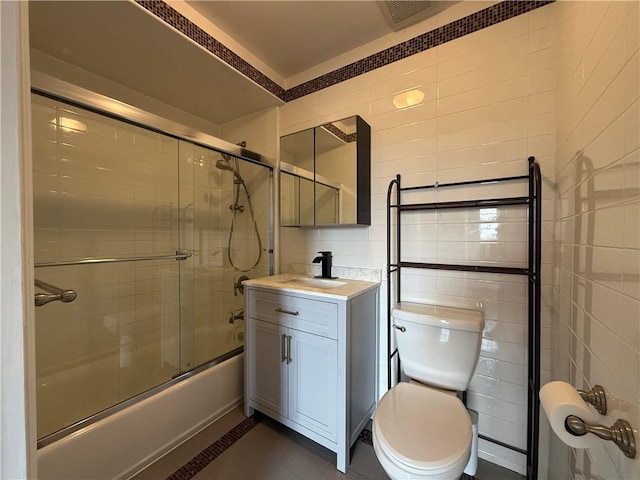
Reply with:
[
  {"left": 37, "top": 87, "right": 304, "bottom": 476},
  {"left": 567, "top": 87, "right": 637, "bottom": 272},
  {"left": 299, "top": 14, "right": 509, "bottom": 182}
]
[
  {"left": 249, "top": 318, "right": 338, "bottom": 440},
  {"left": 244, "top": 276, "right": 379, "bottom": 473}
]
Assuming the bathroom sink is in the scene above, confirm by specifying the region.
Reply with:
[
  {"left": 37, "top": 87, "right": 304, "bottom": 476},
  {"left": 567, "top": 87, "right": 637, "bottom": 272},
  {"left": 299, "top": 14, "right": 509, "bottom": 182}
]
[{"left": 282, "top": 278, "right": 346, "bottom": 289}]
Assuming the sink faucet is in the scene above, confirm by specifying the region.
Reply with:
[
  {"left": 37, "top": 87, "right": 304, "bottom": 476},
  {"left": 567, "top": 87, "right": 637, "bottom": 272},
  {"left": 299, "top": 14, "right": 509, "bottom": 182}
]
[{"left": 312, "top": 251, "right": 336, "bottom": 279}]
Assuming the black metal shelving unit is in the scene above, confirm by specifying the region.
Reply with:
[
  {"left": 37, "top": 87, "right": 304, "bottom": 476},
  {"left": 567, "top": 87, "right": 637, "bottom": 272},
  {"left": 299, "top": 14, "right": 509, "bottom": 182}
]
[{"left": 385, "top": 156, "right": 542, "bottom": 480}]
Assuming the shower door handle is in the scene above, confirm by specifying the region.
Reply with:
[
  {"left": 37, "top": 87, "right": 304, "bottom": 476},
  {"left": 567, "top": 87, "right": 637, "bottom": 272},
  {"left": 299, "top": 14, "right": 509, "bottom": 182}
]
[
  {"left": 35, "top": 292, "right": 77, "bottom": 307},
  {"left": 34, "top": 279, "right": 77, "bottom": 307}
]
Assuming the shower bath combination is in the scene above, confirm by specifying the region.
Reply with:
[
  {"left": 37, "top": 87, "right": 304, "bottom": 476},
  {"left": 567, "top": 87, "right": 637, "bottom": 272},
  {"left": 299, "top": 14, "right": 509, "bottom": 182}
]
[
  {"left": 32, "top": 93, "right": 275, "bottom": 479},
  {"left": 215, "top": 145, "right": 263, "bottom": 273}
]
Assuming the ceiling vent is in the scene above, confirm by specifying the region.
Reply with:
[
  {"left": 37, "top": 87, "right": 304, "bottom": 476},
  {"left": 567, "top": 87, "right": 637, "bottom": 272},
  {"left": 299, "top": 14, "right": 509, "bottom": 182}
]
[{"left": 378, "top": 1, "right": 457, "bottom": 31}]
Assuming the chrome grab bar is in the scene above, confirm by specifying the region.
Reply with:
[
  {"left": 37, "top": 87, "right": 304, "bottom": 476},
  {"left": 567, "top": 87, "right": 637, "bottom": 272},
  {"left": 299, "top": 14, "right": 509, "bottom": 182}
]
[
  {"left": 34, "top": 279, "right": 77, "bottom": 307},
  {"left": 35, "top": 251, "right": 192, "bottom": 268}
]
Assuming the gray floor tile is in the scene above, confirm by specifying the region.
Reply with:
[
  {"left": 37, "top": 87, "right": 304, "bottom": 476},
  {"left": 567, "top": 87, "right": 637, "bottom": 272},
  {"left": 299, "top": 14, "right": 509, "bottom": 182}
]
[
  {"left": 192, "top": 459, "right": 257, "bottom": 480},
  {"left": 215, "top": 422, "right": 335, "bottom": 480},
  {"left": 476, "top": 458, "right": 525, "bottom": 480},
  {"left": 189, "top": 407, "right": 248, "bottom": 452},
  {"left": 320, "top": 467, "right": 368, "bottom": 480},
  {"left": 131, "top": 406, "right": 247, "bottom": 480},
  {"left": 131, "top": 436, "right": 206, "bottom": 480},
  {"left": 133, "top": 406, "right": 527, "bottom": 480},
  {"left": 347, "top": 442, "right": 389, "bottom": 480}
]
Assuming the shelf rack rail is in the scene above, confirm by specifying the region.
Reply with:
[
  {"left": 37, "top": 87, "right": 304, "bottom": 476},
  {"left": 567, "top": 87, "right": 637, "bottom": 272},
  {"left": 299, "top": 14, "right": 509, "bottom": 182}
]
[{"left": 385, "top": 156, "right": 542, "bottom": 480}]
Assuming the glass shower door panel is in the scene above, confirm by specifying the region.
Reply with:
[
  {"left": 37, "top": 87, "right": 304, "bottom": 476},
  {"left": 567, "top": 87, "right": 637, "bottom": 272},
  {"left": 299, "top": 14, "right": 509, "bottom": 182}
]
[
  {"left": 32, "top": 94, "right": 181, "bottom": 439},
  {"left": 221, "top": 159, "right": 272, "bottom": 357},
  {"left": 179, "top": 140, "right": 272, "bottom": 368}
]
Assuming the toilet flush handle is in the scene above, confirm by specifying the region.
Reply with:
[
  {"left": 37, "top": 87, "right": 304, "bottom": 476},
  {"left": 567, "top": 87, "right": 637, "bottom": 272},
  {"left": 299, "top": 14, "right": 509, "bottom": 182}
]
[{"left": 392, "top": 324, "right": 406, "bottom": 332}]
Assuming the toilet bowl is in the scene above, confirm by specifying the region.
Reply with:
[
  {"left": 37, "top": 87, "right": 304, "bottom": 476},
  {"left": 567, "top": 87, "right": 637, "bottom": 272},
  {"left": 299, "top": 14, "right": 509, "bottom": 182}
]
[
  {"left": 372, "top": 382, "right": 472, "bottom": 480},
  {"left": 373, "top": 302, "right": 484, "bottom": 480}
]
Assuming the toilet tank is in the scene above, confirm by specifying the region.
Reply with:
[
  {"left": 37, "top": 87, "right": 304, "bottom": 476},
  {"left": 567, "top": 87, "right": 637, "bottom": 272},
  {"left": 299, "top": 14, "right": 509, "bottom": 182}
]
[{"left": 392, "top": 302, "right": 484, "bottom": 391}]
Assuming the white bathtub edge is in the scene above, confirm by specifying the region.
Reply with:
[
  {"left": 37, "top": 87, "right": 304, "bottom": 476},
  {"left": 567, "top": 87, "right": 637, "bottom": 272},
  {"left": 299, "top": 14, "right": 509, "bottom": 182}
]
[
  {"left": 38, "top": 354, "right": 244, "bottom": 480},
  {"left": 123, "top": 395, "right": 243, "bottom": 480}
]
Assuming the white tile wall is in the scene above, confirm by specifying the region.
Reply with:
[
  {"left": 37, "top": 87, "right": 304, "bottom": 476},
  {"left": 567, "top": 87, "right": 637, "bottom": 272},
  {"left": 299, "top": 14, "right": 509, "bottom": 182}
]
[
  {"left": 220, "top": 107, "right": 279, "bottom": 161},
  {"left": 279, "top": 5, "right": 558, "bottom": 475},
  {"left": 551, "top": 2, "right": 640, "bottom": 480}
]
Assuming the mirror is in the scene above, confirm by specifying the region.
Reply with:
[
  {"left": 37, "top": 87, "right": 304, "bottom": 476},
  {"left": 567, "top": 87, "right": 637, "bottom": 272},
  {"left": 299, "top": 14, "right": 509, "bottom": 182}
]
[{"left": 280, "top": 115, "right": 370, "bottom": 226}]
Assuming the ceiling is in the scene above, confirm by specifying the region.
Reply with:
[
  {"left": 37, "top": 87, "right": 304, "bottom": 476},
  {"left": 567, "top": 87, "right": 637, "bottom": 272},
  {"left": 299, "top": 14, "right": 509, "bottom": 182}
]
[
  {"left": 185, "top": 1, "right": 391, "bottom": 78},
  {"left": 185, "top": 1, "right": 457, "bottom": 78},
  {"left": 28, "top": 1, "right": 283, "bottom": 126},
  {"left": 28, "top": 1, "right": 458, "bottom": 126}
]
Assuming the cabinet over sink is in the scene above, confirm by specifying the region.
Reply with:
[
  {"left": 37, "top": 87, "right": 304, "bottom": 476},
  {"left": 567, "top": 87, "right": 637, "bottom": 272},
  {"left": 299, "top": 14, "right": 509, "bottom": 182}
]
[{"left": 280, "top": 116, "right": 371, "bottom": 227}]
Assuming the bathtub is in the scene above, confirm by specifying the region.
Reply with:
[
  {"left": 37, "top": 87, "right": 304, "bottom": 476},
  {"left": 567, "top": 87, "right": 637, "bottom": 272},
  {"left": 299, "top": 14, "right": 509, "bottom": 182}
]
[{"left": 37, "top": 353, "right": 244, "bottom": 479}]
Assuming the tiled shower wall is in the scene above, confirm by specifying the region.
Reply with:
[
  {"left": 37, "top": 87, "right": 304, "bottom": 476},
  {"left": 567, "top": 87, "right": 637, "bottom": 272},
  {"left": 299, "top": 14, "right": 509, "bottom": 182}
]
[
  {"left": 551, "top": 1, "right": 639, "bottom": 479},
  {"left": 279, "top": 5, "right": 557, "bottom": 475}
]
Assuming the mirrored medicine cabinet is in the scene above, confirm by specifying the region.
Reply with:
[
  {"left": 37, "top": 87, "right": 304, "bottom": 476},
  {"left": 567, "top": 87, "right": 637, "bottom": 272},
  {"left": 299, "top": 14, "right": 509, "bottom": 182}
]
[{"left": 280, "top": 115, "right": 371, "bottom": 227}]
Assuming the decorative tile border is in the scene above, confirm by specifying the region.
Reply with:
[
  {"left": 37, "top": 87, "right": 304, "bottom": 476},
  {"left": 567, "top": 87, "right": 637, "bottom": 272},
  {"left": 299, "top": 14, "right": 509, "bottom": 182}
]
[
  {"left": 165, "top": 414, "right": 262, "bottom": 480},
  {"left": 138, "top": 0, "right": 554, "bottom": 104},
  {"left": 285, "top": 0, "right": 554, "bottom": 101},
  {"left": 321, "top": 122, "right": 357, "bottom": 143},
  {"left": 165, "top": 417, "right": 377, "bottom": 480}
]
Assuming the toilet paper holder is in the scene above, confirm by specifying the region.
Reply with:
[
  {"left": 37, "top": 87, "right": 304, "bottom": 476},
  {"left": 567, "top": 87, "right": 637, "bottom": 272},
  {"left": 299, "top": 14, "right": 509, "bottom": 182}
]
[
  {"left": 577, "top": 384, "right": 607, "bottom": 415},
  {"left": 565, "top": 415, "right": 636, "bottom": 458}
]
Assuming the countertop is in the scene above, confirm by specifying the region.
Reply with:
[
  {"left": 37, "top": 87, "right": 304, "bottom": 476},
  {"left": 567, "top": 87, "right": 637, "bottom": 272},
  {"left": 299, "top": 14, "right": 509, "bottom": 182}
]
[{"left": 243, "top": 274, "right": 380, "bottom": 300}]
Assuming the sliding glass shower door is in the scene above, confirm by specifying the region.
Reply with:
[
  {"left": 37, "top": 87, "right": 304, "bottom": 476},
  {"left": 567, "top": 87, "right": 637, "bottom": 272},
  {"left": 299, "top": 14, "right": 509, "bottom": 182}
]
[
  {"left": 32, "top": 93, "right": 272, "bottom": 441},
  {"left": 178, "top": 141, "right": 271, "bottom": 370}
]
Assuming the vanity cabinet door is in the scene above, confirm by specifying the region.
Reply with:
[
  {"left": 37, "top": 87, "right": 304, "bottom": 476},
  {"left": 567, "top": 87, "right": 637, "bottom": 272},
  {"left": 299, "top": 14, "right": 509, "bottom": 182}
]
[
  {"left": 287, "top": 328, "right": 338, "bottom": 442},
  {"left": 249, "top": 320, "right": 288, "bottom": 417}
]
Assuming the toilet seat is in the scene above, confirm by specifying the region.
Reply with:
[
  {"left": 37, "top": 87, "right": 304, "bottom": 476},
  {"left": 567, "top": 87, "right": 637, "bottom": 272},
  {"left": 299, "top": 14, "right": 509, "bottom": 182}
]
[{"left": 373, "top": 382, "right": 472, "bottom": 478}]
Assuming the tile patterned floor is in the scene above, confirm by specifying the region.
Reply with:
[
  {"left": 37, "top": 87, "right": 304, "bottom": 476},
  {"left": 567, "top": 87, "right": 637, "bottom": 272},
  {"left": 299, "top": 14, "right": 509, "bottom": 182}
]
[{"left": 132, "top": 406, "right": 525, "bottom": 480}]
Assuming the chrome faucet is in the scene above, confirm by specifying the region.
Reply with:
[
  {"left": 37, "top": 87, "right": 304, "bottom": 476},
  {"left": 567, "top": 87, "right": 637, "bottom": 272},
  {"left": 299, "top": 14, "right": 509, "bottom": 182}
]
[
  {"left": 228, "top": 308, "right": 244, "bottom": 324},
  {"left": 312, "top": 251, "right": 336, "bottom": 279},
  {"left": 234, "top": 275, "right": 249, "bottom": 296}
]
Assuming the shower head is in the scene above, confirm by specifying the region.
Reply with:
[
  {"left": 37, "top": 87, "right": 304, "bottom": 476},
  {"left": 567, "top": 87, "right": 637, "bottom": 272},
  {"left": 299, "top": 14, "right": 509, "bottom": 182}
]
[
  {"left": 215, "top": 158, "right": 233, "bottom": 171},
  {"left": 216, "top": 157, "right": 244, "bottom": 183}
]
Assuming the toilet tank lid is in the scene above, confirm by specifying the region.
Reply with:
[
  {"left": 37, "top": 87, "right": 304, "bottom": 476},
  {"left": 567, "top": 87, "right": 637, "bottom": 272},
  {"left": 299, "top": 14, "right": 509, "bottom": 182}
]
[{"left": 392, "top": 302, "right": 484, "bottom": 332}]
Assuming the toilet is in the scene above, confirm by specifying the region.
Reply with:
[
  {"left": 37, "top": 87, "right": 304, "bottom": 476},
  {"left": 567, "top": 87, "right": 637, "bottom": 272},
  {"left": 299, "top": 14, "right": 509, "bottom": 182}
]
[{"left": 372, "top": 302, "right": 484, "bottom": 480}]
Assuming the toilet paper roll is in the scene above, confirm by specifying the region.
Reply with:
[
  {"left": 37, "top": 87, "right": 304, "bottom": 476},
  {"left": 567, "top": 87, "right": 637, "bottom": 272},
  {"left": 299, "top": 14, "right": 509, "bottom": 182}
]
[{"left": 540, "top": 381, "right": 600, "bottom": 449}]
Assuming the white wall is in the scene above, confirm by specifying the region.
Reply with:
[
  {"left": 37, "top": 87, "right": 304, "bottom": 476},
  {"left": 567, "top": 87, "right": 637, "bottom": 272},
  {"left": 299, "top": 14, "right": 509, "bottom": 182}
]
[
  {"left": 0, "top": 1, "right": 36, "bottom": 477},
  {"left": 551, "top": 2, "right": 639, "bottom": 479},
  {"left": 279, "top": 5, "right": 557, "bottom": 475},
  {"left": 220, "top": 106, "right": 279, "bottom": 161}
]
